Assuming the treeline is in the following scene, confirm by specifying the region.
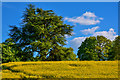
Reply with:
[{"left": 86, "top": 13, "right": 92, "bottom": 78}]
[
  {"left": 1, "top": 4, "right": 120, "bottom": 63},
  {"left": 77, "top": 36, "right": 120, "bottom": 61}
]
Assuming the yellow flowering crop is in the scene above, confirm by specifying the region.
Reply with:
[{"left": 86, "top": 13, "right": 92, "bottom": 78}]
[{"left": 2, "top": 61, "right": 118, "bottom": 79}]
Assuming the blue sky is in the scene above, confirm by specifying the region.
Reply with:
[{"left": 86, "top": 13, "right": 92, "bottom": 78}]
[{"left": 2, "top": 2, "right": 118, "bottom": 55}]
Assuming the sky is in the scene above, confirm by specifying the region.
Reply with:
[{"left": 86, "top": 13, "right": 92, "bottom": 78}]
[{"left": 2, "top": 2, "right": 118, "bottom": 55}]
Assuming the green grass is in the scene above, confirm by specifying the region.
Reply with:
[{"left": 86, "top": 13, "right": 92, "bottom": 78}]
[{"left": 2, "top": 61, "right": 118, "bottom": 79}]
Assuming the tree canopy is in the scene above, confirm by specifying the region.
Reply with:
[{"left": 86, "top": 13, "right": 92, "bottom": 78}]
[
  {"left": 77, "top": 36, "right": 112, "bottom": 61},
  {"left": 77, "top": 36, "right": 97, "bottom": 60},
  {"left": 2, "top": 39, "right": 21, "bottom": 63},
  {"left": 2, "top": 4, "right": 77, "bottom": 62},
  {"left": 108, "top": 36, "right": 120, "bottom": 60}
]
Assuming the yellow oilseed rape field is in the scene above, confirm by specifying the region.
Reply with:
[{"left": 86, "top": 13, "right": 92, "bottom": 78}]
[{"left": 2, "top": 61, "right": 118, "bottom": 79}]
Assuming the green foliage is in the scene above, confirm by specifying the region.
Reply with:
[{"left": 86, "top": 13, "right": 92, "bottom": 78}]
[
  {"left": 2, "top": 38, "right": 26, "bottom": 63},
  {"left": 77, "top": 36, "right": 98, "bottom": 61},
  {"left": 7, "top": 4, "right": 74, "bottom": 61},
  {"left": 2, "top": 43, "right": 20, "bottom": 63},
  {"left": 108, "top": 36, "right": 120, "bottom": 60},
  {"left": 96, "top": 36, "right": 112, "bottom": 61},
  {"left": 47, "top": 46, "right": 78, "bottom": 61},
  {"left": 77, "top": 36, "right": 112, "bottom": 61}
]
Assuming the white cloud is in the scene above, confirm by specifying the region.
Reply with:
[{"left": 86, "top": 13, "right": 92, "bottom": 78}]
[
  {"left": 93, "top": 28, "right": 118, "bottom": 41},
  {"left": 83, "top": 12, "right": 96, "bottom": 18},
  {"left": 70, "top": 37, "right": 86, "bottom": 49},
  {"left": 99, "top": 17, "right": 104, "bottom": 20},
  {"left": 80, "top": 26, "right": 99, "bottom": 35},
  {"left": 64, "top": 12, "right": 103, "bottom": 25},
  {"left": 70, "top": 28, "right": 118, "bottom": 49}
]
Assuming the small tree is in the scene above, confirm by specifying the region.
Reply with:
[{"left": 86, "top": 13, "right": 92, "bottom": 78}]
[
  {"left": 77, "top": 36, "right": 98, "bottom": 61},
  {"left": 2, "top": 39, "right": 21, "bottom": 63},
  {"left": 77, "top": 36, "right": 112, "bottom": 61}
]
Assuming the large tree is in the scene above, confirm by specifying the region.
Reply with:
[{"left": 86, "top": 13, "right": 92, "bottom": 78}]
[
  {"left": 77, "top": 36, "right": 112, "bottom": 61},
  {"left": 8, "top": 4, "right": 74, "bottom": 61}
]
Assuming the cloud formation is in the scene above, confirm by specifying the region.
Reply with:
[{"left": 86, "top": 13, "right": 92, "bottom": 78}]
[
  {"left": 93, "top": 28, "right": 118, "bottom": 41},
  {"left": 80, "top": 26, "right": 99, "bottom": 35},
  {"left": 70, "top": 37, "right": 86, "bottom": 49},
  {"left": 83, "top": 12, "right": 96, "bottom": 18},
  {"left": 70, "top": 28, "right": 118, "bottom": 49},
  {"left": 64, "top": 12, "right": 103, "bottom": 25}
]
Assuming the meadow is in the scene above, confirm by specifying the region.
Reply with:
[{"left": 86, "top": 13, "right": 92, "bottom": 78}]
[{"left": 2, "top": 61, "right": 118, "bottom": 79}]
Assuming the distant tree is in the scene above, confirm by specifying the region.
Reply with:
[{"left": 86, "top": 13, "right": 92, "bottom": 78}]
[
  {"left": 77, "top": 36, "right": 98, "bottom": 61},
  {"left": 8, "top": 4, "right": 74, "bottom": 61},
  {"left": 108, "top": 36, "right": 120, "bottom": 60},
  {"left": 47, "top": 46, "right": 78, "bottom": 61},
  {"left": 77, "top": 36, "right": 112, "bottom": 61},
  {"left": 96, "top": 36, "right": 112, "bottom": 61}
]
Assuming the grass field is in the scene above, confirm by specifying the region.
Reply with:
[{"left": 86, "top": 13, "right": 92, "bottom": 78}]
[{"left": 2, "top": 61, "right": 118, "bottom": 79}]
